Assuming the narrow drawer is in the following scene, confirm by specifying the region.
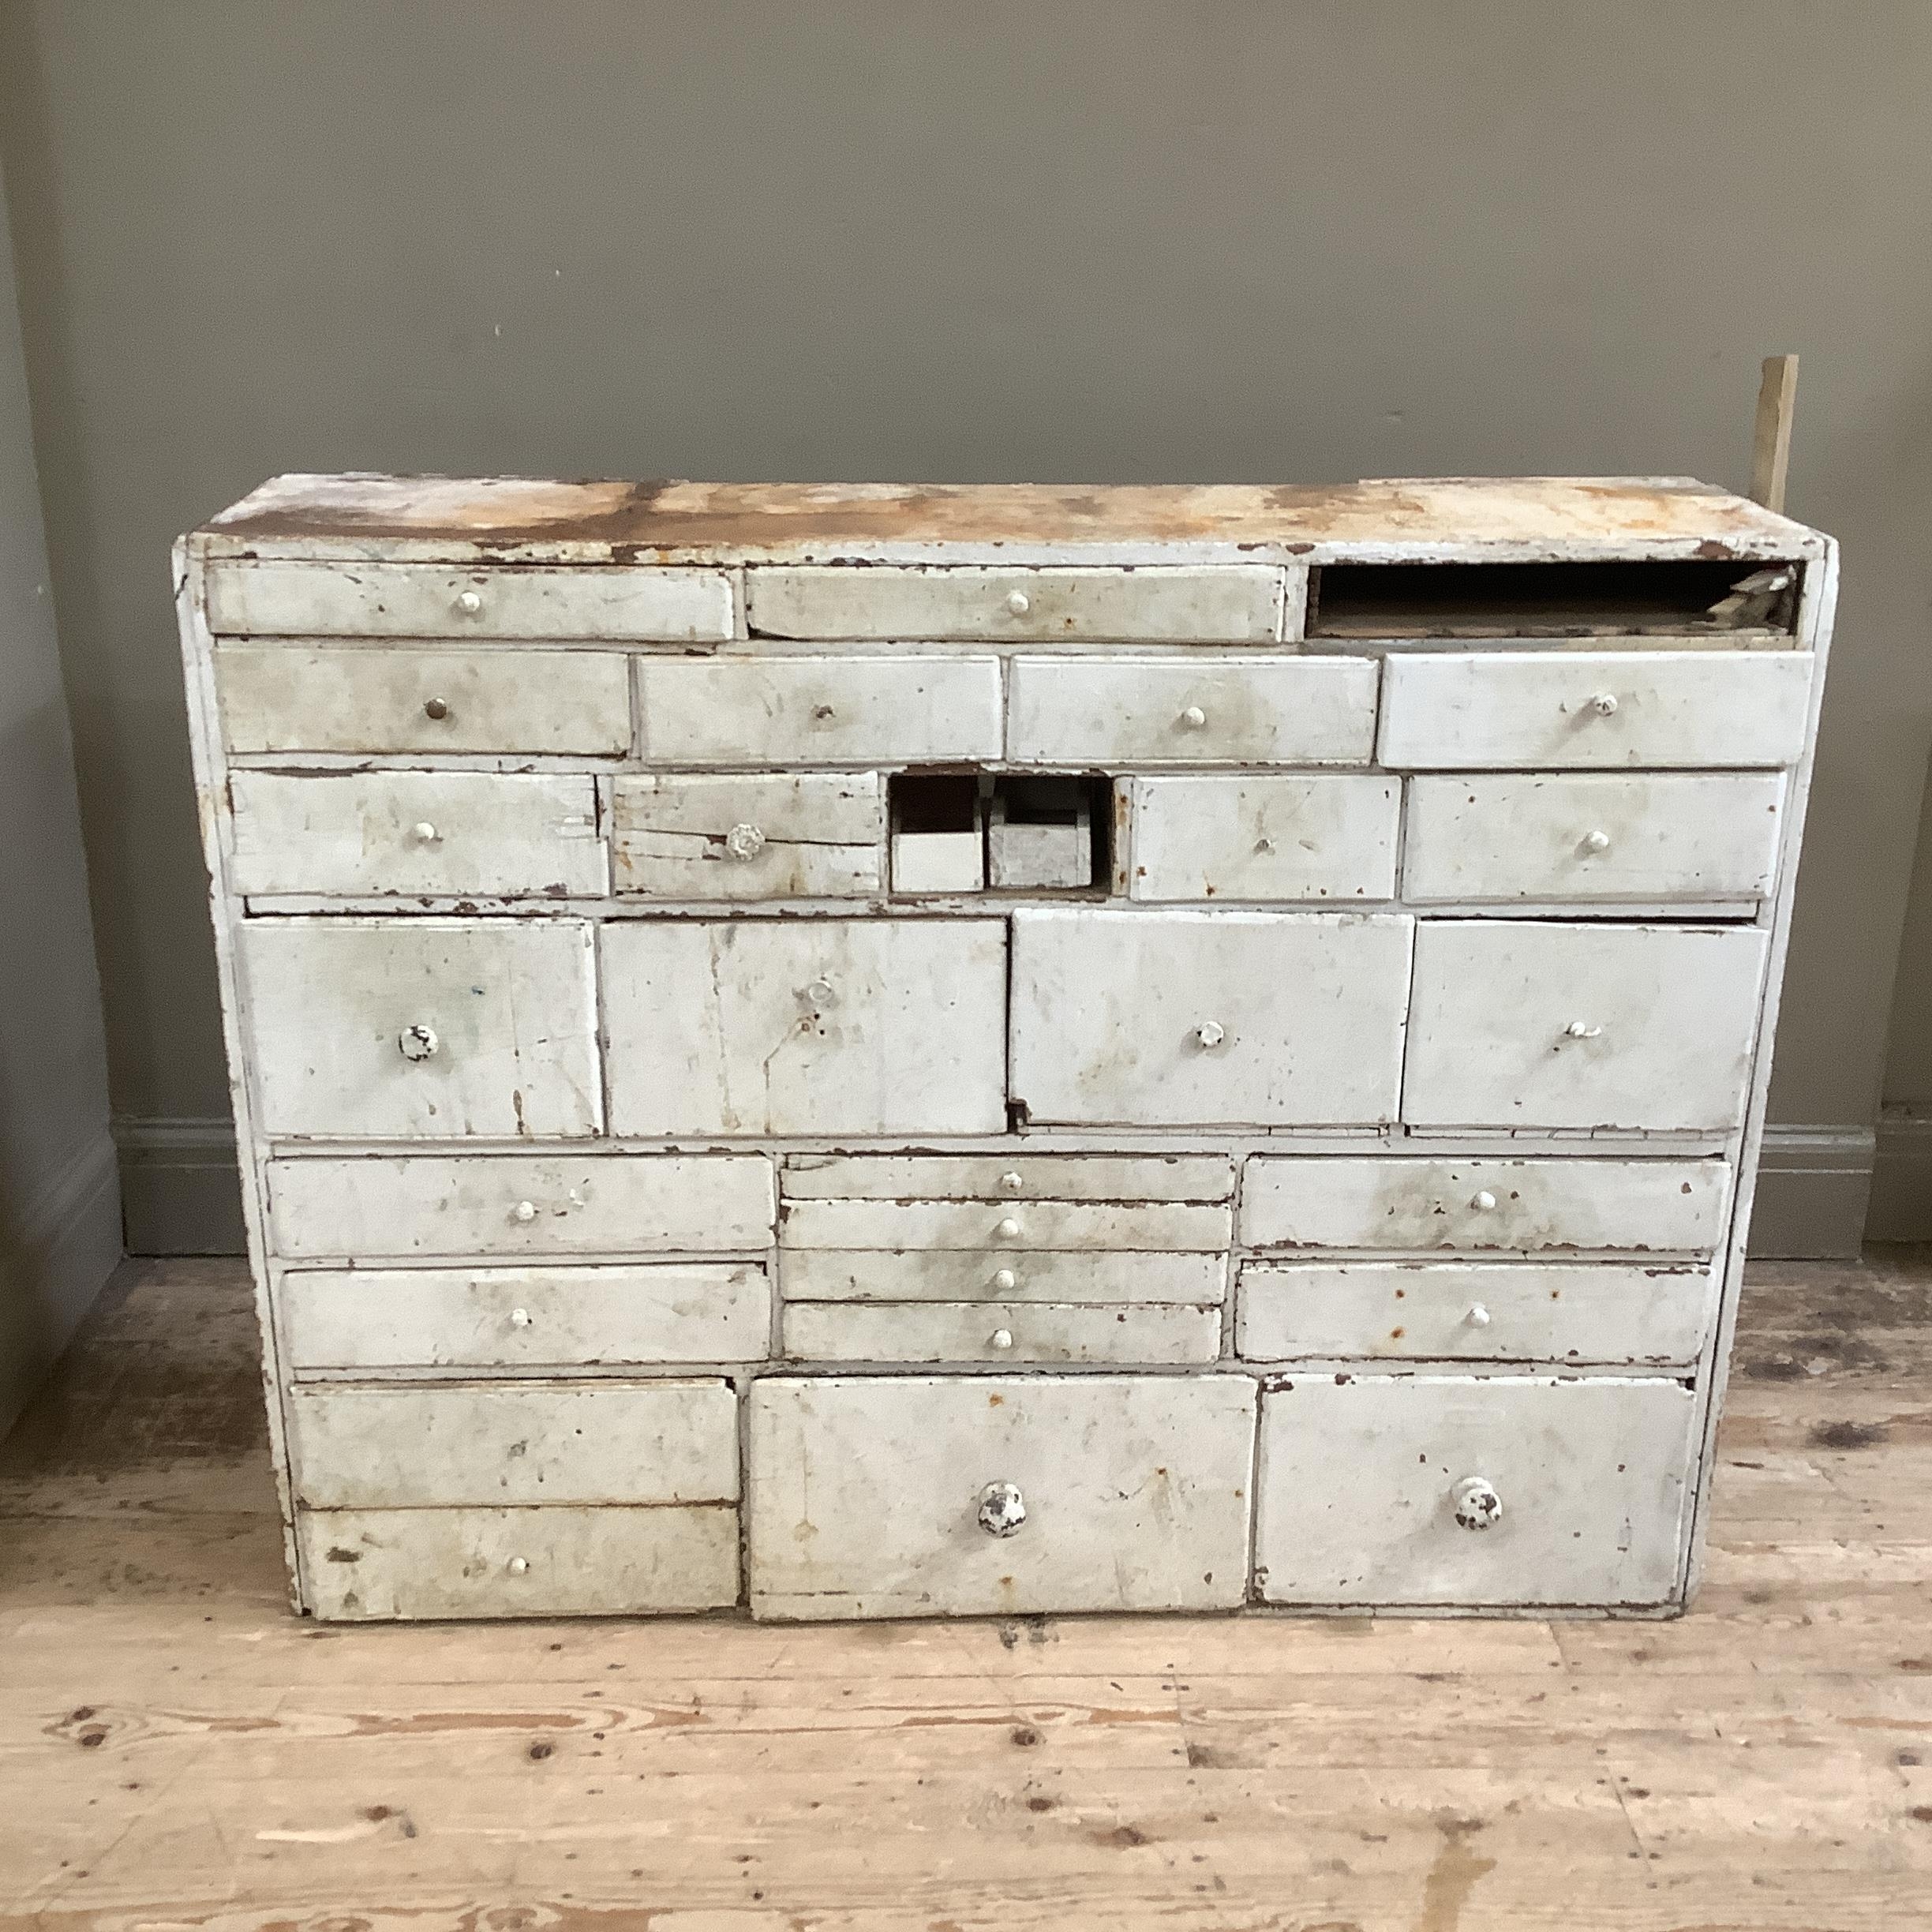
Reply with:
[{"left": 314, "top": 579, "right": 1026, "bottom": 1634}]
[
  {"left": 781, "top": 1153, "right": 1234, "bottom": 1202},
  {"left": 781, "top": 1249, "right": 1226, "bottom": 1305},
  {"left": 205, "top": 560, "right": 734, "bottom": 639},
  {"left": 1123, "top": 775, "right": 1398, "bottom": 901},
  {"left": 298, "top": 1505, "right": 739, "bottom": 1619},
  {"left": 238, "top": 919, "right": 601, "bottom": 1140},
  {"left": 1377, "top": 650, "right": 1814, "bottom": 769},
  {"left": 1404, "top": 922, "right": 1768, "bottom": 1132},
  {"left": 746, "top": 1375, "right": 1255, "bottom": 1619},
  {"left": 747, "top": 564, "right": 1285, "bottom": 642},
  {"left": 279, "top": 1264, "right": 771, "bottom": 1370},
  {"left": 1008, "top": 655, "right": 1377, "bottom": 766},
  {"left": 266, "top": 1152, "right": 775, "bottom": 1260},
  {"left": 1255, "top": 1377, "right": 1697, "bottom": 1606},
  {"left": 1237, "top": 1260, "right": 1716, "bottom": 1366},
  {"left": 778, "top": 1197, "right": 1232, "bottom": 1252},
  {"left": 1241, "top": 1156, "right": 1731, "bottom": 1254},
  {"left": 612, "top": 773, "right": 885, "bottom": 899},
  {"left": 1402, "top": 773, "right": 1784, "bottom": 904},
  {"left": 228, "top": 771, "right": 607, "bottom": 898},
  {"left": 214, "top": 642, "right": 631, "bottom": 755},
  {"left": 637, "top": 656, "right": 1002, "bottom": 766},
  {"left": 781, "top": 1301, "right": 1221, "bottom": 1365}
]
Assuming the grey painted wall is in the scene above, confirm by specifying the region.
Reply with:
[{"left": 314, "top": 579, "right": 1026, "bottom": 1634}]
[{"left": 2, "top": 1, "right": 1929, "bottom": 1253}]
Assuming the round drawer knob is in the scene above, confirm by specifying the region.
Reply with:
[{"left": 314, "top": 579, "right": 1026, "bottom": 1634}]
[
  {"left": 456, "top": 589, "right": 484, "bottom": 614},
  {"left": 506, "top": 1554, "right": 530, "bottom": 1575},
  {"left": 990, "top": 1267, "right": 1017, "bottom": 1292},
  {"left": 1452, "top": 1476, "right": 1503, "bottom": 1531},
  {"left": 509, "top": 1307, "right": 534, "bottom": 1329},
  {"left": 977, "top": 1480, "right": 1028, "bottom": 1537},
  {"left": 423, "top": 696, "right": 451, "bottom": 721},
  {"left": 999, "top": 1170, "right": 1024, "bottom": 1194},
  {"left": 1582, "top": 829, "right": 1612, "bottom": 853},
  {"left": 1179, "top": 704, "right": 1208, "bottom": 729},
  {"left": 1470, "top": 1189, "right": 1497, "bottom": 1212},
  {"left": 989, "top": 1327, "right": 1015, "bottom": 1351},
  {"left": 397, "top": 1023, "right": 439, "bottom": 1061},
  {"left": 511, "top": 1200, "right": 537, "bottom": 1223},
  {"left": 995, "top": 1216, "right": 1022, "bottom": 1241},
  {"left": 1194, "top": 1020, "right": 1226, "bottom": 1049},
  {"left": 1590, "top": 692, "right": 1619, "bottom": 717},
  {"left": 411, "top": 821, "right": 440, "bottom": 844},
  {"left": 1563, "top": 1020, "right": 1604, "bottom": 1039},
  {"left": 724, "top": 822, "right": 766, "bottom": 861},
  {"left": 801, "top": 976, "right": 838, "bottom": 1013},
  {"left": 1466, "top": 1303, "right": 1492, "bottom": 1328},
  {"left": 1005, "top": 589, "right": 1031, "bottom": 616}
]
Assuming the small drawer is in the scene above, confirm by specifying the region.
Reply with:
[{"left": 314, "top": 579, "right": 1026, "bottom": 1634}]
[
  {"left": 781, "top": 1248, "right": 1226, "bottom": 1305},
  {"left": 298, "top": 1505, "right": 739, "bottom": 1619},
  {"left": 1008, "top": 655, "right": 1377, "bottom": 766},
  {"left": 778, "top": 1197, "right": 1233, "bottom": 1252},
  {"left": 746, "top": 1374, "right": 1255, "bottom": 1619},
  {"left": 214, "top": 642, "right": 631, "bottom": 755},
  {"left": 747, "top": 564, "right": 1286, "bottom": 642},
  {"left": 613, "top": 773, "right": 885, "bottom": 899},
  {"left": 1237, "top": 1260, "right": 1716, "bottom": 1366},
  {"left": 781, "top": 1301, "right": 1221, "bottom": 1365},
  {"left": 228, "top": 771, "right": 607, "bottom": 898},
  {"left": 1241, "top": 1156, "right": 1731, "bottom": 1255},
  {"left": 1255, "top": 1376, "right": 1696, "bottom": 1606},
  {"left": 1376, "top": 650, "right": 1814, "bottom": 769},
  {"left": 781, "top": 1153, "right": 1234, "bottom": 1203},
  {"left": 279, "top": 1264, "right": 771, "bottom": 1371}
]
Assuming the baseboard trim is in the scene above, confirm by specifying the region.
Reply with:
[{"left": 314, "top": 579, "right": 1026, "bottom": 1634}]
[
  {"left": 114, "top": 1115, "right": 246, "bottom": 1257},
  {"left": 1749, "top": 1123, "right": 1876, "bottom": 1260},
  {"left": 1864, "top": 1108, "right": 1932, "bottom": 1243}
]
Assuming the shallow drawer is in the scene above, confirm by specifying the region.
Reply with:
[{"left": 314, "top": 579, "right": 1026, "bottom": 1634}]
[
  {"left": 1377, "top": 650, "right": 1814, "bottom": 769},
  {"left": 781, "top": 1153, "right": 1234, "bottom": 1202},
  {"left": 1123, "top": 774, "right": 1398, "bottom": 902},
  {"left": 1237, "top": 1260, "right": 1715, "bottom": 1366},
  {"left": 205, "top": 560, "right": 733, "bottom": 640},
  {"left": 612, "top": 773, "right": 884, "bottom": 899},
  {"left": 637, "top": 656, "right": 1002, "bottom": 766},
  {"left": 228, "top": 771, "right": 607, "bottom": 898},
  {"left": 215, "top": 642, "right": 631, "bottom": 755},
  {"left": 781, "top": 1249, "right": 1226, "bottom": 1305},
  {"left": 279, "top": 1264, "right": 770, "bottom": 1370},
  {"left": 1404, "top": 922, "right": 1767, "bottom": 1132},
  {"left": 1402, "top": 773, "right": 1784, "bottom": 904},
  {"left": 1010, "top": 909, "right": 1412, "bottom": 1127},
  {"left": 266, "top": 1153, "right": 775, "bottom": 1260},
  {"left": 1255, "top": 1376, "right": 1696, "bottom": 1606},
  {"left": 781, "top": 1301, "right": 1221, "bottom": 1365},
  {"left": 288, "top": 1379, "right": 738, "bottom": 1508},
  {"left": 238, "top": 919, "right": 600, "bottom": 1140},
  {"left": 1241, "top": 1156, "right": 1730, "bottom": 1254},
  {"left": 747, "top": 564, "right": 1285, "bottom": 642},
  {"left": 1008, "top": 655, "right": 1376, "bottom": 766},
  {"left": 602, "top": 919, "right": 1006, "bottom": 1136},
  {"left": 778, "top": 1197, "right": 1232, "bottom": 1252},
  {"left": 746, "top": 1374, "right": 1255, "bottom": 1619},
  {"left": 298, "top": 1504, "right": 739, "bottom": 1619}
]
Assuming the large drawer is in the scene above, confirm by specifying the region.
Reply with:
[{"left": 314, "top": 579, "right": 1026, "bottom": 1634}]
[
  {"left": 1254, "top": 1376, "right": 1697, "bottom": 1607},
  {"left": 612, "top": 773, "right": 885, "bottom": 899},
  {"left": 781, "top": 1301, "right": 1221, "bottom": 1365},
  {"left": 746, "top": 1375, "right": 1255, "bottom": 1619}
]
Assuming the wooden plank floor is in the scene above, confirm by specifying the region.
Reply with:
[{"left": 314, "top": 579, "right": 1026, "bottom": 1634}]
[{"left": 2, "top": 1254, "right": 1929, "bottom": 1927}]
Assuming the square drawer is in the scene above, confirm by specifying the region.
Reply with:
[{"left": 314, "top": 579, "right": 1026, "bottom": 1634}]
[
  {"left": 612, "top": 773, "right": 884, "bottom": 899},
  {"left": 780, "top": 1301, "right": 1221, "bottom": 1365},
  {"left": 1255, "top": 1376, "right": 1696, "bottom": 1606},
  {"left": 781, "top": 1152, "right": 1234, "bottom": 1203},
  {"left": 781, "top": 1249, "right": 1226, "bottom": 1305},
  {"left": 746, "top": 1374, "right": 1255, "bottom": 1619}
]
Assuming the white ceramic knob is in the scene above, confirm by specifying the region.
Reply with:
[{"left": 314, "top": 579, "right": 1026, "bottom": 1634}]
[
  {"left": 512, "top": 1199, "right": 537, "bottom": 1223},
  {"left": 991, "top": 1267, "right": 1017, "bottom": 1292},
  {"left": 1005, "top": 589, "right": 1031, "bottom": 616},
  {"left": 507, "top": 1554, "right": 530, "bottom": 1574},
  {"left": 1452, "top": 1476, "right": 1503, "bottom": 1531},
  {"left": 996, "top": 1216, "right": 1021, "bottom": 1240},
  {"left": 1564, "top": 1020, "right": 1604, "bottom": 1039},
  {"left": 397, "top": 1023, "right": 439, "bottom": 1061},
  {"left": 801, "top": 976, "right": 838, "bottom": 1013},
  {"left": 1470, "top": 1189, "right": 1496, "bottom": 1212},
  {"left": 456, "top": 589, "right": 484, "bottom": 614},
  {"left": 1583, "top": 829, "right": 1611, "bottom": 853},
  {"left": 510, "top": 1307, "right": 533, "bottom": 1328},
  {"left": 1179, "top": 704, "right": 1208, "bottom": 729},
  {"left": 999, "top": 1170, "right": 1024, "bottom": 1194},
  {"left": 1590, "top": 692, "right": 1619, "bottom": 717},
  {"left": 724, "top": 822, "right": 766, "bottom": 861},
  {"left": 1466, "top": 1303, "right": 1492, "bottom": 1328},
  {"left": 977, "top": 1481, "right": 1028, "bottom": 1537},
  {"left": 990, "top": 1327, "right": 1015, "bottom": 1351},
  {"left": 1194, "top": 1020, "right": 1226, "bottom": 1049},
  {"left": 411, "top": 821, "right": 440, "bottom": 844}
]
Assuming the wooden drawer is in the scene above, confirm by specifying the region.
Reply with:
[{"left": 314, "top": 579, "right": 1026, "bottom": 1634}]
[
  {"left": 1008, "top": 655, "right": 1376, "bottom": 766},
  {"left": 205, "top": 560, "right": 733, "bottom": 640},
  {"left": 747, "top": 564, "right": 1285, "bottom": 642},
  {"left": 238, "top": 919, "right": 600, "bottom": 1140},
  {"left": 1122, "top": 775, "right": 1398, "bottom": 902},
  {"left": 288, "top": 1380, "right": 739, "bottom": 1508},
  {"left": 746, "top": 1375, "right": 1255, "bottom": 1618},
  {"left": 778, "top": 1197, "right": 1232, "bottom": 1252},
  {"left": 1255, "top": 1376, "right": 1697, "bottom": 1606},
  {"left": 266, "top": 1153, "right": 775, "bottom": 1260},
  {"left": 602, "top": 918, "right": 1006, "bottom": 1136},
  {"left": 228, "top": 771, "right": 607, "bottom": 898},
  {"left": 298, "top": 1505, "right": 739, "bottom": 1619},
  {"left": 214, "top": 642, "right": 631, "bottom": 755},
  {"left": 781, "top": 1249, "right": 1226, "bottom": 1305},
  {"left": 781, "top": 1301, "right": 1220, "bottom": 1365},
  {"left": 1404, "top": 922, "right": 1768, "bottom": 1131},
  {"left": 1237, "top": 1260, "right": 1715, "bottom": 1366},
  {"left": 1377, "top": 650, "right": 1814, "bottom": 769},
  {"left": 279, "top": 1264, "right": 771, "bottom": 1370},
  {"left": 612, "top": 773, "right": 884, "bottom": 899},
  {"left": 1010, "top": 909, "right": 1411, "bottom": 1127},
  {"left": 1402, "top": 773, "right": 1784, "bottom": 904},
  {"left": 781, "top": 1152, "right": 1234, "bottom": 1203},
  {"left": 1241, "top": 1156, "right": 1731, "bottom": 1254},
  {"left": 637, "top": 656, "right": 1002, "bottom": 766}
]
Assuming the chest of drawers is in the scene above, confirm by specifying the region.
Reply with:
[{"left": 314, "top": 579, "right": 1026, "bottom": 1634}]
[{"left": 176, "top": 474, "right": 1833, "bottom": 1622}]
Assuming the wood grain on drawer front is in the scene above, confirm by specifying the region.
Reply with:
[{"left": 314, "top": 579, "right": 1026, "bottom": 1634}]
[
  {"left": 1377, "top": 650, "right": 1814, "bottom": 769},
  {"left": 279, "top": 1264, "right": 770, "bottom": 1370},
  {"left": 1404, "top": 922, "right": 1768, "bottom": 1132},
  {"left": 781, "top": 1153, "right": 1234, "bottom": 1202},
  {"left": 1009, "top": 655, "right": 1377, "bottom": 766},
  {"left": 238, "top": 919, "right": 600, "bottom": 1140},
  {"left": 1403, "top": 773, "right": 1785, "bottom": 903},
  {"left": 1255, "top": 1377, "right": 1696, "bottom": 1607},
  {"left": 746, "top": 1375, "right": 1255, "bottom": 1619},
  {"left": 266, "top": 1153, "right": 775, "bottom": 1260},
  {"left": 781, "top": 1249, "right": 1226, "bottom": 1305},
  {"left": 205, "top": 561, "right": 734, "bottom": 639},
  {"left": 638, "top": 656, "right": 1002, "bottom": 766},
  {"left": 781, "top": 1301, "right": 1221, "bottom": 1365},
  {"left": 778, "top": 1197, "right": 1232, "bottom": 1252},
  {"left": 1241, "top": 1156, "right": 1730, "bottom": 1253},
  {"left": 298, "top": 1505, "right": 739, "bottom": 1619},
  {"left": 228, "top": 771, "right": 608, "bottom": 898},
  {"left": 214, "top": 643, "right": 631, "bottom": 755},
  {"left": 612, "top": 773, "right": 884, "bottom": 899},
  {"left": 747, "top": 564, "right": 1286, "bottom": 642}
]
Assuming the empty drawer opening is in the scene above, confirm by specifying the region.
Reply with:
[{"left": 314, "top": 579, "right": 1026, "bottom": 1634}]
[{"left": 889, "top": 773, "right": 1111, "bottom": 896}]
